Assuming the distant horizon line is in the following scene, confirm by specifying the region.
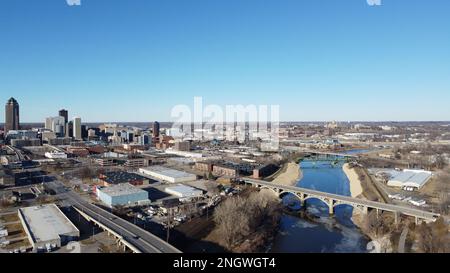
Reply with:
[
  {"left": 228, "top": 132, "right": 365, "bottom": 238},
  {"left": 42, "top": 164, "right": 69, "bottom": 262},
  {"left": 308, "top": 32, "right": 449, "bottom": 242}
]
[{"left": 2, "top": 120, "right": 450, "bottom": 124}]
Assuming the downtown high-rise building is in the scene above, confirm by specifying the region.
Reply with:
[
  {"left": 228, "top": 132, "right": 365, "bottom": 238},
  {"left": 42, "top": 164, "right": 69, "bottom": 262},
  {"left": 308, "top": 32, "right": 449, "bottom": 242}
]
[
  {"left": 153, "top": 121, "right": 160, "bottom": 138},
  {"left": 73, "top": 116, "right": 82, "bottom": 140},
  {"left": 59, "top": 109, "right": 69, "bottom": 136},
  {"left": 59, "top": 109, "right": 68, "bottom": 124},
  {"left": 45, "top": 116, "right": 66, "bottom": 137},
  {"left": 5, "top": 97, "right": 20, "bottom": 133}
]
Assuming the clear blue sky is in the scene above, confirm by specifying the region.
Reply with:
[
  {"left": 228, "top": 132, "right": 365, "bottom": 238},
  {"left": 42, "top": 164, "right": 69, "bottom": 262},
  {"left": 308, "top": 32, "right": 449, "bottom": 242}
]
[{"left": 1, "top": 0, "right": 449, "bottom": 122}]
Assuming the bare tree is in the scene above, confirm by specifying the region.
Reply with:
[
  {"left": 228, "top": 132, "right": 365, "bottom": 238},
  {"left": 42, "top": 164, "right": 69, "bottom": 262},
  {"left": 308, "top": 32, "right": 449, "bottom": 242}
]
[
  {"left": 416, "top": 218, "right": 450, "bottom": 253},
  {"left": 213, "top": 191, "right": 281, "bottom": 249},
  {"left": 434, "top": 170, "right": 450, "bottom": 215},
  {"left": 434, "top": 155, "right": 447, "bottom": 170}
]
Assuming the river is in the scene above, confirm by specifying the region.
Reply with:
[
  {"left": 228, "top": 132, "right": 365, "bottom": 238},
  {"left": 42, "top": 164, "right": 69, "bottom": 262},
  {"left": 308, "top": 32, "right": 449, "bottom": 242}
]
[{"left": 269, "top": 155, "right": 371, "bottom": 253}]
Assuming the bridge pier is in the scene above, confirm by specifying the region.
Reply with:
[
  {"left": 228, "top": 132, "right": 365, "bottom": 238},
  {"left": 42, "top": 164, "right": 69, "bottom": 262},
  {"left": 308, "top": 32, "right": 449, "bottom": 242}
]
[
  {"left": 299, "top": 194, "right": 306, "bottom": 207},
  {"left": 415, "top": 217, "right": 421, "bottom": 226},
  {"left": 362, "top": 206, "right": 369, "bottom": 215},
  {"left": 328, "top": 200, "right": 334, "bottom": 215},
  {"left": 394, "top": 212, "right": 400, "bottom": 225},
  {"left": 300, "top": 199, "right": 305, "bottom": 207}
]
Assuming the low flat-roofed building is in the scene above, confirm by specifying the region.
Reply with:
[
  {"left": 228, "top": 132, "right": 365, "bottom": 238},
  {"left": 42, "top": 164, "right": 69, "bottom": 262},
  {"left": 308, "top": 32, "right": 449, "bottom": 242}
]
[
  {"left": 97, "top": 183, "right": 150, "bottom": 208},
  {"left": 98, "top": 171, "right": 149, "bottom": 187},
  {"left": 11, "top": 138, "right": 41, "bottom": 148},
  {"left": 194, "top": 162, "right": 213, "bottom": 173},
  {"left": 94, "top": 157, "right": 116, "bottom": 167},
  {"left": 123, "top": 157, "right": 147, "bottom": 168},
  {"left": 165, "top": 184, "right": 203, "bottom": 201},
  {"left": 212, "top": 164, "right": 238, "bottom": 177},
  {"left": 387, "top": 169, "right": 433, "bottom": 190},
  {"left": 66, "top": 146, "right": 90, "bottom": 157},
  {"left": 18, "top": 204, "right": 80, "bottom": 252},
  {"left": 139, "top": 166, "right": 197, "bottom": 183}
]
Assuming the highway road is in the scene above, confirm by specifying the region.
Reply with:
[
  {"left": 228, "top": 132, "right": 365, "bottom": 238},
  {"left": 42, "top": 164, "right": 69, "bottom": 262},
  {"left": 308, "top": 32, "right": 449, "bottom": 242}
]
[{"left": 56, "top": 184, "right": 181, "bottom": 253}]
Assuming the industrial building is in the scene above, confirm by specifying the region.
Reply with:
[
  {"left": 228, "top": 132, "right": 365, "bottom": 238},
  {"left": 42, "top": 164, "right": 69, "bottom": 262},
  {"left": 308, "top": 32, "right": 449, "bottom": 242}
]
[
  {"left": 139, "top": 166, "right": 197, "bottom": 183},
  {"left": 18, "top": 204, "right": 80, "bottom": 252},
  {"left": 387, "top": 169, "right": 433, "bottom": 190},
  {"left": 11, "top": 138, "right": 41, "bottom": 148},
  {"left": 194, "top": 160, "right": 274, "bottom": 178},
  {"left": 98, "top": 171, "right": 149, "bottom": 187},
  {"left": 165, "top": 184, "right": 204, "bottom": 201},
  {"left": 96, "top": 183, "right": 150, "bottom": 208}
]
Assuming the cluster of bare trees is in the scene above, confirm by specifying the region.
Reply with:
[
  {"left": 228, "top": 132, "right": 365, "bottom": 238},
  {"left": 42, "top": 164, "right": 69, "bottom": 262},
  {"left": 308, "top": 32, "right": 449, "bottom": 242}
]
[
  {"left": 434, "top": 170, "right": 450, "bottom": 215},
  {"left": 362, "top": 210, "right": 450, "bottom": 253},
  {"left": 415, "top": 218, "right": 450, "bottom": 253},
  {"left": 362, "top": 211, "right": 395, "bottom": 239},
  {"left": 77, "top": 167, "right": 100, "bottom": 180},
  {"left": 213, "top": 191, "right": 282, "bottom": 249},
  {"left": 387, "top": 144, "right": 449, "bottom": 170}
]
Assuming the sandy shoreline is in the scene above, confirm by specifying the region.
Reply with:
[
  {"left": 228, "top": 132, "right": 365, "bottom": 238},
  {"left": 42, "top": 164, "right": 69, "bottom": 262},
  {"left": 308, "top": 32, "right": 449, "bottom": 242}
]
[
  {"left": 272, "top": 162, "right": 303, "bottom": 186},
  {"left": 342, "top": 163, "right": 363, "bottom": 198}
]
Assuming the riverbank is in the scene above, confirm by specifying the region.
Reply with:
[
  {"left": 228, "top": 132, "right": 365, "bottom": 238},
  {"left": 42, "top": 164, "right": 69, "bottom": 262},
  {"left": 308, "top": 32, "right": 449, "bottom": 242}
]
[
  {"left": 342, "top": 163, "right": 389, "bottom": 252},
  {"left": 272, "top": 162, "right": 303, "bottom": 186},
  {"left": 343, "top": 163, "right": 363, "bottom": 198}
]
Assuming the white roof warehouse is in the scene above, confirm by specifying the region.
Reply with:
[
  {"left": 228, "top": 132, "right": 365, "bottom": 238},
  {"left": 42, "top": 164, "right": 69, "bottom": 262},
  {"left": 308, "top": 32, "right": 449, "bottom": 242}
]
[
  {"left": 139, "top": 166, "right": 197, "bottom": 183},
  {"left": 387, "top": 169, "right": 433, "bottom": 190},
  {"left": 165, "top": 184, "right": 204, "bottom": 200},
  {"left": 18, "top": 204, "right": 80, "bottom": 252}
]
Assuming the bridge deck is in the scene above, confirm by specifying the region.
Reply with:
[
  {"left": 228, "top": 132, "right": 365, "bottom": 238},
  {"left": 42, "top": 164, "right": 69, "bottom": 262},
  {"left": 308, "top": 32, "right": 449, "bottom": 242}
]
[
  {"left": 244, "top": 178, "right": 440, "bottom": 220},
  {"left": 64, "top": 191, "right": 181, "bottom": 253}
]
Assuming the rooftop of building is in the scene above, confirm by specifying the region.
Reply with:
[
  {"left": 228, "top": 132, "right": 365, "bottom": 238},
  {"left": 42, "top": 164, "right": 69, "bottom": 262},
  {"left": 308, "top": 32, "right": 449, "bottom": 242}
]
[
  {"left": 6, "top": 97, "right": 18, "bottom": 105},
  {"left": 18, "top": 204, "right": 79, "bottom": 243},
  {"left": 98, "top": 183, "right": 148, "bottom": 197},
  {"left": 389, "top": 169, "right": 433, "bottom": 187},
  {"left": 166, "top": 184, "right": 203, "bottom": 195},
  {"left": 100, "top": 171, "right": 147, "bottom": 185},
  {"left": 139, "top": 166, "right": 196, "bottom": 178}
]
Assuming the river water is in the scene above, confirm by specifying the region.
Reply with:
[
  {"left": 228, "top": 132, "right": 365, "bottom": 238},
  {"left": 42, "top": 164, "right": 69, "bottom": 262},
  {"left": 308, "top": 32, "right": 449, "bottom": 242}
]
[{"left": 269, "top": 154, "right": 371, "bottom": 253}]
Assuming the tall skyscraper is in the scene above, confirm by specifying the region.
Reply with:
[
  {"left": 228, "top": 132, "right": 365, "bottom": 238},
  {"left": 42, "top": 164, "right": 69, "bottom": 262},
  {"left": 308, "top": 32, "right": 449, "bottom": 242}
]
[
  {"left": 73, "top": 117, "right": 82, "bottom": 140},
  {"left": 5, "top": 97, "right": 20, "bottom": 133},
  {"left": 58, "top": 109, "right": 69, "bottom": 137},
  {"left": 67, "top": 121, "right": 73, "bottom": 138},
  {"left": 59, "top": 109, "right": 68, "bottom": 124},
  {"left": 153, "top": 121, "right": 160, "bottom": 138}
]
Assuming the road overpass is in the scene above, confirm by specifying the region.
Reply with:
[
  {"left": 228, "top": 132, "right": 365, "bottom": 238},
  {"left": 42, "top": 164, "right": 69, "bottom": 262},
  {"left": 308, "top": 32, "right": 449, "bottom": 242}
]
[
  {"left": 6, "top": 145, "right": 28, "bottom": 161},
  {"left": 242, "top": 178, "right": 440, "bottom": 224},
  {"left": 61, "top": 190, "right": 181, "bottom": 254},
  {"left": 281, "top": 146, "right": 359, "bottom": 158}
]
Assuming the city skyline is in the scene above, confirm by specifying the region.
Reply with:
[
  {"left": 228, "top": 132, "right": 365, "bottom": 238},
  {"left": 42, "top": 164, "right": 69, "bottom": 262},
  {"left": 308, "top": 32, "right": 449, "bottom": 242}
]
[
  {"left": 1, "top": 94, "right": 450, "bottom": 125},
  {"left": 1, "top": 1, "right": 450, "bottom": 122}
]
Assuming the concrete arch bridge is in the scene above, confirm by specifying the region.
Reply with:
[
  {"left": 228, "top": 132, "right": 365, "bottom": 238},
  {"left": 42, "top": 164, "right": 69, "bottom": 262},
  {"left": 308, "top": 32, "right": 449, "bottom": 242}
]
[{"left": 242, "top": 178, "right": 440, "bottom": 225}]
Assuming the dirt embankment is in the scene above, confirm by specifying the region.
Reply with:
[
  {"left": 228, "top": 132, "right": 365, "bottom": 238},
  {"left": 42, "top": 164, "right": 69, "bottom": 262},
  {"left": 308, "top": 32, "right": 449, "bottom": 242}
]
[
  {"left": 343, "top": 163, "right": 363, "bottom": 198},
  {"left": 271, "top": 162, "right": 302, "bottom": 186}
]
